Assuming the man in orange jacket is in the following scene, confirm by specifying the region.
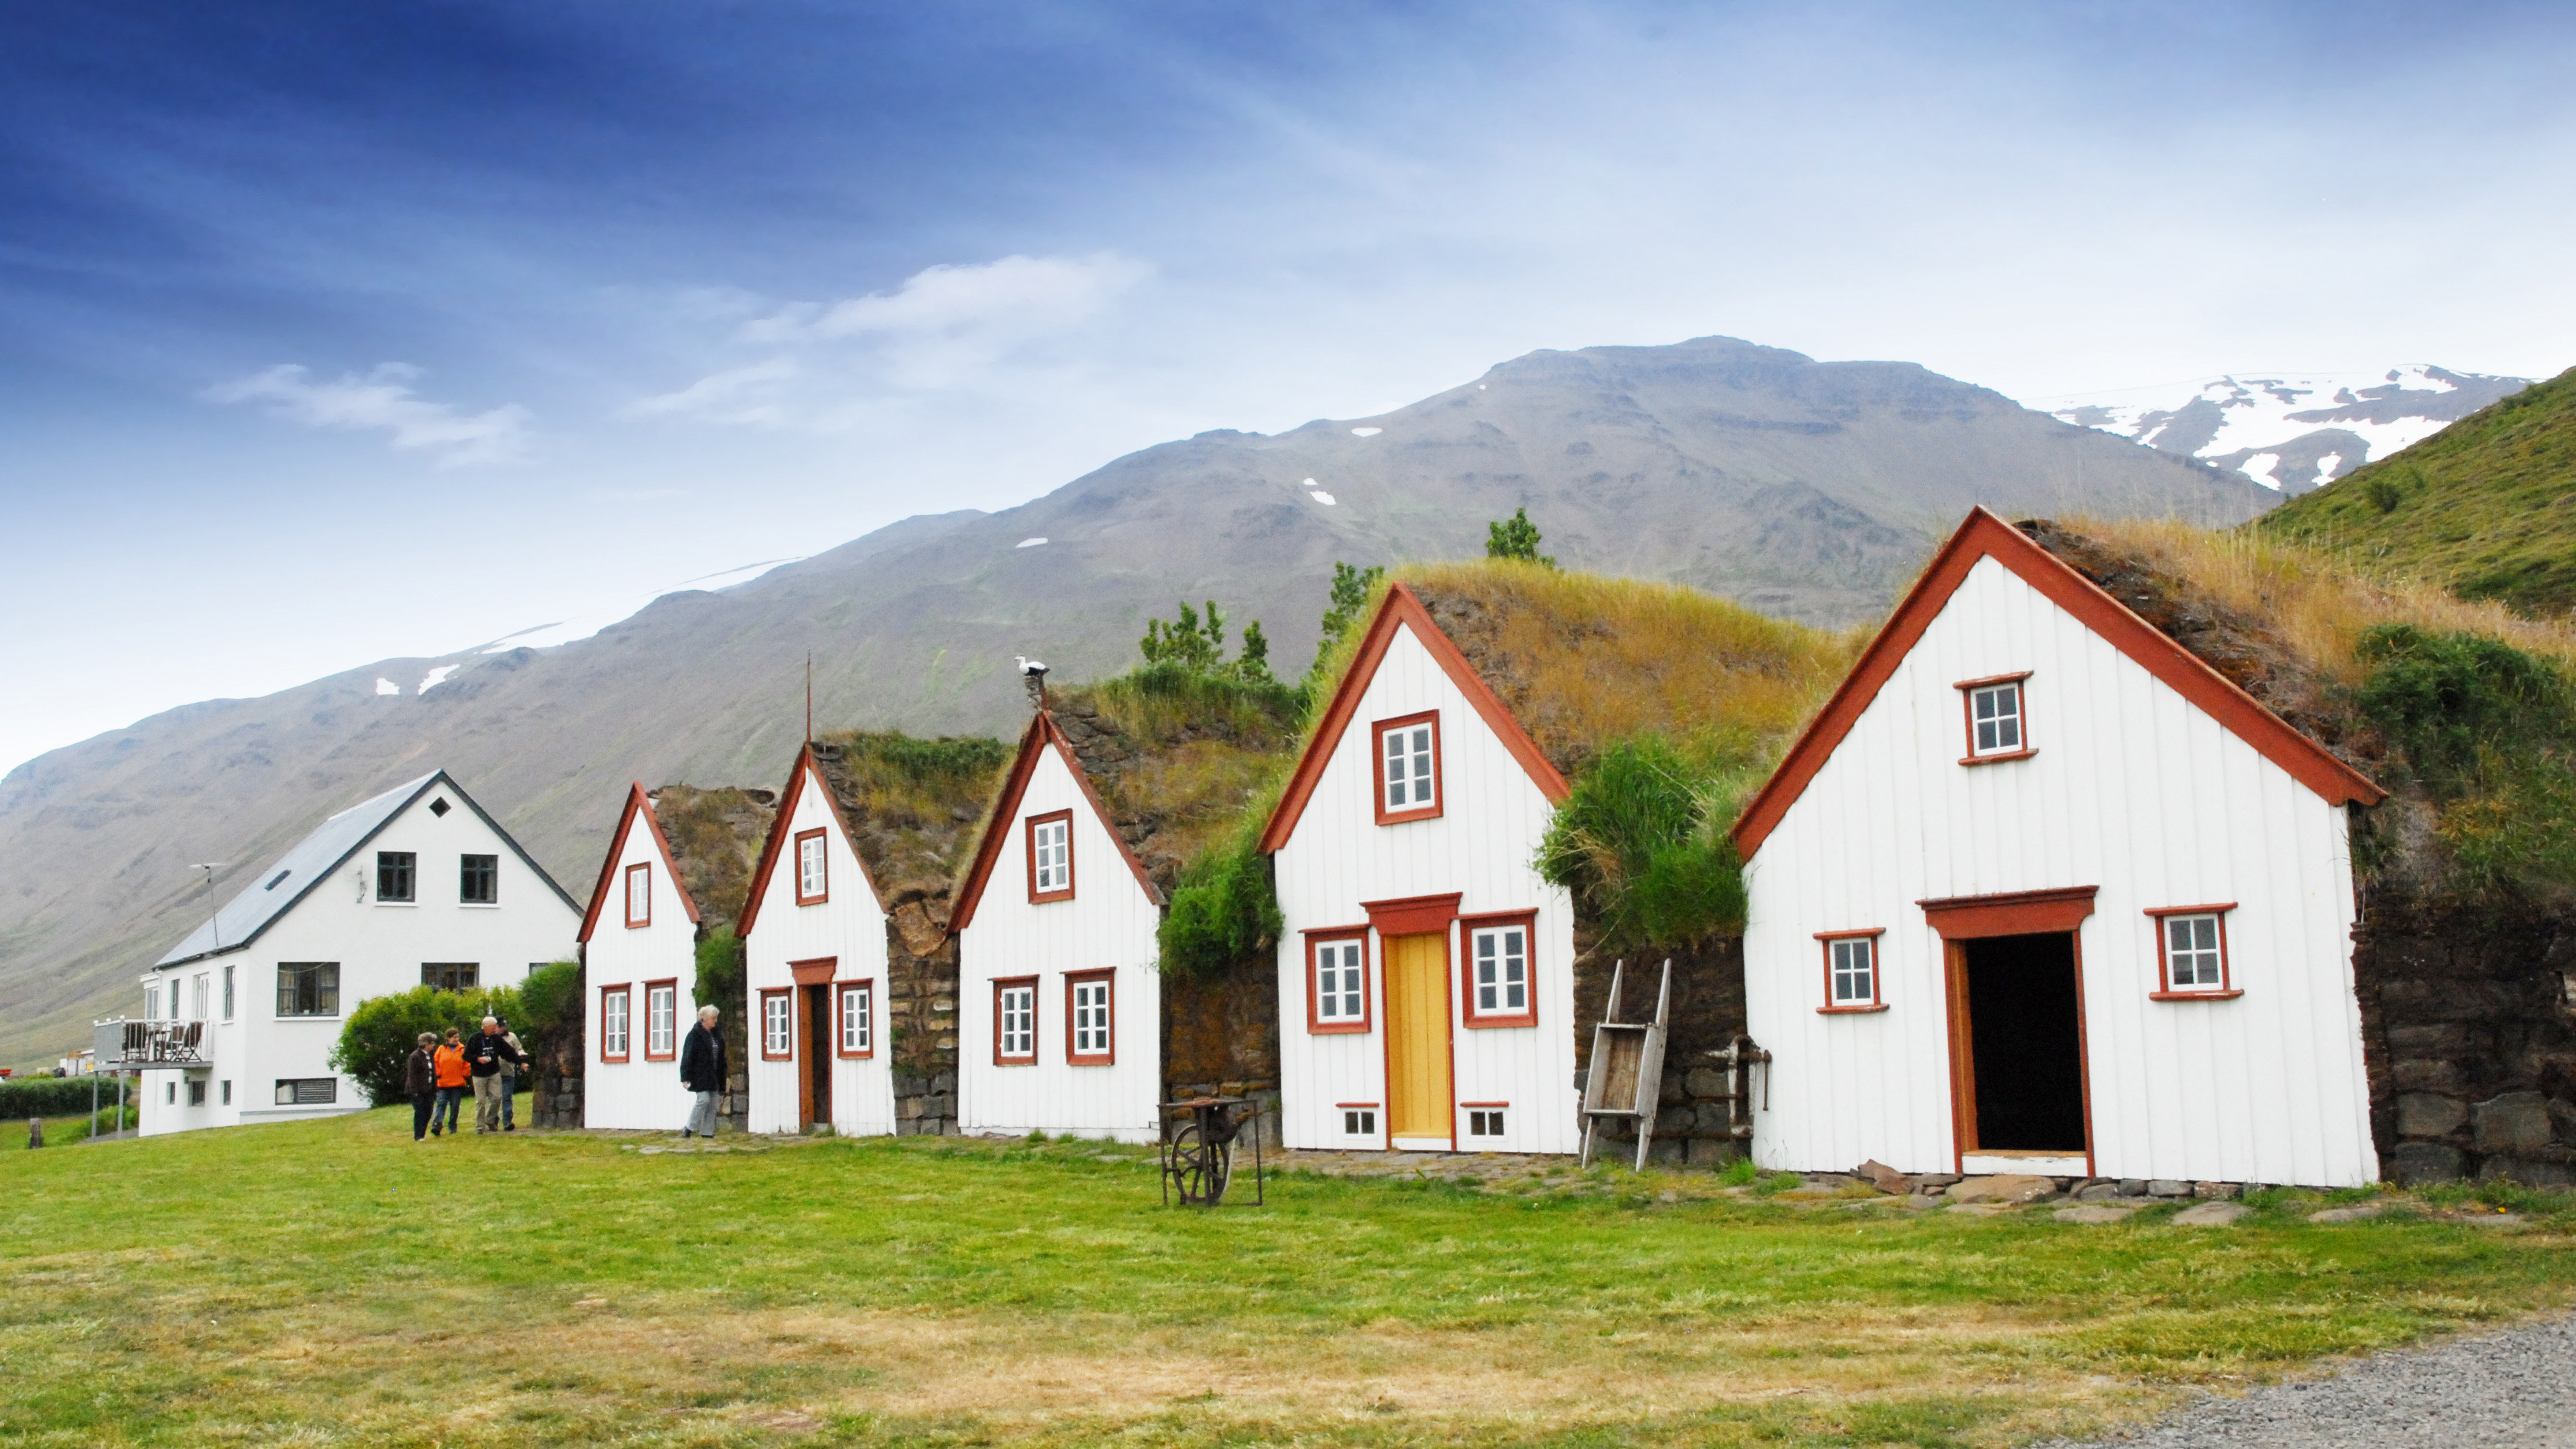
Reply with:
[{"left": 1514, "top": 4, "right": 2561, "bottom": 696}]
[{"left": 430, "top": 1028, "right": 471, "bottom": 1137}]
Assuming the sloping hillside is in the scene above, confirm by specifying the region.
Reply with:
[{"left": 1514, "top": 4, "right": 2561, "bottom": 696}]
[
  {"left": 2259, "top": 367, "right": 2576, "bottom": 617},
  {"left": 0, "top": 334, "right": 2268, "bottom": 1066}
]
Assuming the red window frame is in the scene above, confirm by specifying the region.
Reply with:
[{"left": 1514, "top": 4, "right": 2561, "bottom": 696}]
[
  {"left": 598, "top": 985, "right": 631, "bottom": 1063},
  {"left": 623, "top": 861, "right": 651, "bottom": 928},
  {"left": 993, "top": 976, "right": 1039, "bottom": 1065},
  {"left": 793, "top": 827, "right": 829, "bottom": 905},
  {"left": 1025, "top": 810, "right": 1075, "bottom": 903},
  {"left": 2146, "top": 903, "right": 2244, "bottom": 1000},
  {"left": 641, "top": 979, "right": 680, "bottom": 1060},
  {"left": 1065, "top": 970, "right": 1115, "bottom": 1064},
  {"left": 1303, "top": 928, "right": 1372, "bottom": 1035},
  {"left": 1956, "top": 672, "right": 2036, "bottom": 766},
  {"left": 1370, "top": 710, "right": 1443, "bottom": 825},
  {"left": 1458, "top": 911, "right": 1539, "bottom": 1027},
  {"left": 1816, "top": 929, "right": 1890, "bottom": 1013},
  {"left": 758, "top": 987, "right": 795, "bottom": 1061},
  {"left": 836, "top": 979, "right": 875, "bottom": 1059}
]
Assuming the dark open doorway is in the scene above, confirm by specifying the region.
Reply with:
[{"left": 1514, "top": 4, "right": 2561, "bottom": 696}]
[
  {"left": 801, "top": 983, "right": 832, "bottom": 1129},
  {"left": 1958, "top": 932, "right": 2086, "bottom": 1152}
]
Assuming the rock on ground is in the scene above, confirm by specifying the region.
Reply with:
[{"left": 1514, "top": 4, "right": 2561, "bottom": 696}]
[{"left": 2041, "top": 1314, "right": 2576, "bottom": 1448}]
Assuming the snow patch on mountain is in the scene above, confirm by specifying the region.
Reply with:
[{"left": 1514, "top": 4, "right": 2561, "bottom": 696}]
[{"left": 2020, "top": 365, "right": 2529, "bottom": 494}]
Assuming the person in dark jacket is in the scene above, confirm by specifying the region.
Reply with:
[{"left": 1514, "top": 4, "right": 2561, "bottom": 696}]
[
  {"left": 678, "top": 1005, "right": 726, "bottom": 1137},
  {"left": 406, "top": 1033, "right": 439, "bottom": 1141},
  {"left": 466, "top": 1016, "right": 527, "bottom": 1134}
]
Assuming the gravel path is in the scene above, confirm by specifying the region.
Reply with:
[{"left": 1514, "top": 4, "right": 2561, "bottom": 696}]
[{"left": 2045, "top": 1314, "right": 2576, "bottom": 1448}]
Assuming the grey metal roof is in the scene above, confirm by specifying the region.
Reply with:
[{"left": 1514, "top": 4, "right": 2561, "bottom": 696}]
[{"left": 151, "top": 770, "right": 579, "bottom": 969}]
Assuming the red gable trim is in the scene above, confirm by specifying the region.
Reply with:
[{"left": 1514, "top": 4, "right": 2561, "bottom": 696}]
[
  {"left": 1260, "top": 582, "right": 1570, "bottom": 855},
  {"left": 735, "top": 746, "right": 890, "bottom": 937},
  {"left": 1731, "top": 507, "right": 2387, "bottom": 859},
  {"left": 952, "top": 712, "right": 1162, "bottom": 933},
  {"left": 575, "top": 785, "right": 702, "bottom": 944}
]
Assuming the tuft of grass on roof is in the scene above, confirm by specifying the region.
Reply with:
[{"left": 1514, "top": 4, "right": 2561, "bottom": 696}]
[
  {"left": 2258, "top": 367, "right": 2576, "bottom": 618},
  {"left": 2064, "top": 514, "right": 2576, "bottom": 687},
  {"left": 813, "top": 730, "right": 1014, "bottom": 886},
  {"left": 646, "top": 784, "right": 774, "bottom": 935},
  {"left": 1347, "top": 559, "right": 1861, "bottom": 779}
]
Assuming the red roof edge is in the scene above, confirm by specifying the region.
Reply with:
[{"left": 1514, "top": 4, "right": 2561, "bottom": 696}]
[
  {"left": 1729, "top": 507, "right": 2387, "bottom": 859},
  {"left": 732, "top": 744, "right": 816, "bottom": 940},
  {"left": 1258, "top": 581, "right": 1571, "bottom": 855}
]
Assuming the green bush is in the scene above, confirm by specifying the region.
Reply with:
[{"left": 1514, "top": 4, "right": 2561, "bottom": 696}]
[
  {"left": 693, "top": 929, "right": 745, "bottom": 1018},
  {"left": 516, "top": 959, "right": 582, "bottom": 1065},
  {"left": 328, "top": 983, "right": 525, "bottom": 1106},
  {"left": 1536, "top": 735, "right": 1755, "bottom": 952},
  {"left": 2354, "top": 624, "right": 2576, "bottom": 894},
  {"left": 0, "top": 1076, "right": 113, "bottom": 1119},
  {"left": 1157, "top": 828, "right": 1284, "bottom": 978}
]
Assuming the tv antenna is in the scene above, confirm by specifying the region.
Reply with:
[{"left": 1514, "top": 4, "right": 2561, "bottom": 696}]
[{"left": 189, "top": 862, "right": 228, "bottom": 950}]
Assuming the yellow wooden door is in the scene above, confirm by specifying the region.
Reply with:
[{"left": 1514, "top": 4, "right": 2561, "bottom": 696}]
[{"left": 1383, "top": 932, "right": 1453, "bottom": 1141}]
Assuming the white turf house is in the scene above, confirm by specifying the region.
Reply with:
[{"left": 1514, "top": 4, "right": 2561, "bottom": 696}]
[
  {"left": 949, "top": 710, "right": 1167, "bottom": 1143},
  {"left": 576, "top": 784, "right": 774, "bottom": 1131},
  {"left": 736, "top": 743, "right": 900, "bottom": 1136},
  {"left": 1731, "top": 508, "right": 2391, "bottom": 1188},
  {"left": 131, "top": 770, "right": 581, "bottom": 1136},
  {"left": 1259, "top": 584, "right": 1581, "bottom": 1156}
]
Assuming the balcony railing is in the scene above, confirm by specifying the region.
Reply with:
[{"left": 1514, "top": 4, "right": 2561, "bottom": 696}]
[{"left": 93, "top": 1018, "right": 211, "bottom": 1069}]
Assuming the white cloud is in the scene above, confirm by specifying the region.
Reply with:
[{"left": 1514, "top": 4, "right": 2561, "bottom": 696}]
[
  {"left": 626, "top": 254, "right": 1154, "bottom": 429},
  {"left": 739, "top": 253, "right": 1150, "bottom": 345},
  {"left": 205, "top": 364, "right": 532, "bottom": 466},
  {"left": 620, "top": 357, "right": 799, "bottom": 425}
]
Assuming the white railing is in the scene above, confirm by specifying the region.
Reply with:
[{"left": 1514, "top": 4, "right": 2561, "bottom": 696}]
[{"left": 92, "top": 1018, "right": 210, "bottom": 1068}]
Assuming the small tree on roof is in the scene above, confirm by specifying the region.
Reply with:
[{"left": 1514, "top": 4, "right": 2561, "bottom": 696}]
[{"left": 1487, "top": 507, "right": 1557, "bottom": 568}]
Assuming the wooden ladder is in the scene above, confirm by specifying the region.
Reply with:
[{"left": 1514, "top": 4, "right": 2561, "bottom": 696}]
[{"left": 1578, "top": 959, "right": 1672, "bottom": 1171}]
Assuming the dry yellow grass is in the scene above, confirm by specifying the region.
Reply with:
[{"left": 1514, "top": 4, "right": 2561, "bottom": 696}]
[
  {"left": 2069, "top": 514, "right": 2576, "bottom": 682},
  {"left": 1319, "top": 559, "right": 1861, "bottom": 774}
]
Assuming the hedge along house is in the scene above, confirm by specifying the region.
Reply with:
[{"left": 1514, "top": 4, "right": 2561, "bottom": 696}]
[
  {"left": 133, "top": 770, "right": 581, "bottom": 1136},
  {"left": 737, "top": 733, "right": 1006, "bottom": 1136},
  {"left": 1257, "top": 570, "right": 1842, "bottom": 1157},
  {"left": 1731, "top": 507, "right": 2391, "bottom": 1187},
  {"left": 573, "top": 783, "right": 775, "bottom": 1131},
  {"left": 949, "top": 709, "right": 1168, "bottom": 1141}
]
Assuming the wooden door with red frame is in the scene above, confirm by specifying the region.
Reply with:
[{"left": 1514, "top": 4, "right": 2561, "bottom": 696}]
[{"left": 799, "top": 983, "right": 833, "bottom": 1129}]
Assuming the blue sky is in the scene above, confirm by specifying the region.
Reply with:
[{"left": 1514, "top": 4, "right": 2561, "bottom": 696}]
[{"left": 4, "top": 1, "right": 2573, "bottom": 775}]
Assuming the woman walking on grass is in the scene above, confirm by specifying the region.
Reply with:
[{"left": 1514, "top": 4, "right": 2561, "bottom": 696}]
[
  {"left": 431, "top": 1028, "right": 470, "bottom": 1136},
  {"left": 406, "top": 1033, "right": 439, "bottom": 1141}
]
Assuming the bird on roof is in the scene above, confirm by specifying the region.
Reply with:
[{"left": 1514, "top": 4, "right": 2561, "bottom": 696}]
[
  {"left": 1015, "top": 656, "right": 1050, "bottom": 708},
  {"left": 1015, "top": 655, "right": 1048, "bottom": 677}
]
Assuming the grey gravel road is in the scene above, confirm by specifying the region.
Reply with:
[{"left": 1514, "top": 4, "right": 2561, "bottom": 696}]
[{"left": 2045, "top": 1314, "right": 2576, "bottom": 1447}]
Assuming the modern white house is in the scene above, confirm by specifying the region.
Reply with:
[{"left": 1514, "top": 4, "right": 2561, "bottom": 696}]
[
  {"left": 576, "top": 783, "right": 773, "bottom": 1131},
  {"left": 736, "top": 743, "right": 898, "bottom": 1136},
  {"left": 1730, "top": 507, "right": 2390, "bottom": 1187},
  {"left": 950, "top": 710, "right": 1166, "bottom": 1143},
  {"left": 131, "top": 770, "right": 582, "bottom": 1136},
  {"left": 1258, "top": 584, "right": 1582, "bottom": 1154}
]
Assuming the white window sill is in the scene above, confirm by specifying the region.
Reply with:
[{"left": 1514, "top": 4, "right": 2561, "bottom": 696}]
[
  {"left": 274, "top": 1015, "right": 344, "bottom": 1022},
  {"left": 459, "top": 902, "right": 501, "bottom": 909},
  {"left": 374, "top": 901, "right": 418, "bottom": 908}
]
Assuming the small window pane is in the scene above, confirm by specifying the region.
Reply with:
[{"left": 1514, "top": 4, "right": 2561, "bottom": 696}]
[
  {"left": 460, "top": 854, "right": 498, "bottom": 904},
  {"left": 1316, "top": 941, "right": 1365, "bottom": 1023},
  {"left": 602, "top": 990, "right": 629, "bottom": 1057},
  {"left": 797, "top": 835, "right": 827, "bottom": 900},
  {"left": 1000, "top": 985, "right": 1035, "bottom": 1058},
  {"left": 764, "top": 994, "right": 793, "bottom": 1054},
  {"left": 841, "top": 985, "right": 870, "bottom": 1053},
  {"left": 376, "top": 852, "right": 416, "bottom": 902}
]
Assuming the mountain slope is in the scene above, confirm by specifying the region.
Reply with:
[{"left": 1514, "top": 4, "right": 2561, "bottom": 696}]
[
  {"left": 2030, "top": 365, "right": 2530, "bottom": 494},
  {"left": 2259, "top": 367, "right": 2576, "bottom": 617},
  {"left": 0, "top": 334, "right": 2270, "bottom": 1065}
]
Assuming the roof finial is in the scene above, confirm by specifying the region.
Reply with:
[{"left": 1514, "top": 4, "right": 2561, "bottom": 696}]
[{"left": 805, "top": 652, "right": 813, "bottom": 743}]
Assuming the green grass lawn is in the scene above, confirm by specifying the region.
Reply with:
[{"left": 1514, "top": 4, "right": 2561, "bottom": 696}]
[{"left": 6, "top": 1105, "right": 2575, "bottom": 1448}]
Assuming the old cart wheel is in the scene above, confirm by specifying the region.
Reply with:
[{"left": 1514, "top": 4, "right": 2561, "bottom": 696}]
[{"left": 1170, "top": 1122, "right": 1234, "bottom": 1205}]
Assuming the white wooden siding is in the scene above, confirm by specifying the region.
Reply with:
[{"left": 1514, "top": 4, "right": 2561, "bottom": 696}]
[
  {"left": 1271, "top": 622, "right": 1580, "bottom": 1154},
  {"left": 741, "top": 764, "right": 896, "bottom": 1135},
  {"left": 1743, "top": 556, "right": 2376, "bottom": 1186},
  {"left": 583, "top": 806, "right": 702, "bottom": 1131},
  {"left": 956, "top": 747, "right": 1165, "bottom": 1143},
  {"left": 138, "top": 792, "right": 579, "bottom": 1136}
]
